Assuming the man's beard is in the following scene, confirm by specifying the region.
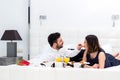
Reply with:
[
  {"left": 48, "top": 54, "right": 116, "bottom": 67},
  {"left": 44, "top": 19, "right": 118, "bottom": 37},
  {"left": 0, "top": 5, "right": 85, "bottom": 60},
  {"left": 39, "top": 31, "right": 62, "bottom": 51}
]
[{"left": 56, "top": 44, "right": 63, "bottom": 50}]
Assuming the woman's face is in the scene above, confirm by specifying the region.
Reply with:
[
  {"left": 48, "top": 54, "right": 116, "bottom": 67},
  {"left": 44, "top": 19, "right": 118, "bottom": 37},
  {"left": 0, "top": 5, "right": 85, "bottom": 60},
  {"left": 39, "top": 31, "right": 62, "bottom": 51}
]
[{"left": 84, "top": 39, "right": 88, "bottom": 50}]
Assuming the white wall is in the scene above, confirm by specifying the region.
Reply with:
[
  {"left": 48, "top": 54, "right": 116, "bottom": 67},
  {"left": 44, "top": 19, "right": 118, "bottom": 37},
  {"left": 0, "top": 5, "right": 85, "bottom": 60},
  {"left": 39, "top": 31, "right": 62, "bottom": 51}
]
[
  {"left": 30, "top": 0, "right": 120, "bottom": 58},
  {"left": 0, "top": 0, "right": 29, "bottom": 59},
  {"left": 31, "top": 0, "right": 120, "bottom": 28}
]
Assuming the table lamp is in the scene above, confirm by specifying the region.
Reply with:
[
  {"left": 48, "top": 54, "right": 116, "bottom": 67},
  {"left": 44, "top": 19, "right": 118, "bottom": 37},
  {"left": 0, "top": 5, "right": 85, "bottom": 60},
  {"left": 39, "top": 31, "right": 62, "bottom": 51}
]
[{"left": 1, "top": 30, "right": 22, "bottom": 57}]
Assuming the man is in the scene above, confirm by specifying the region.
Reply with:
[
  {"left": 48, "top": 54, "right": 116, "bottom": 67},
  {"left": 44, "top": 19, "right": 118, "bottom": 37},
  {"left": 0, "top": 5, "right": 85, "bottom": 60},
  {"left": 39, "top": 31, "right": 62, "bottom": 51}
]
[{"left": 29, "top": 32, "right": 83, "bottom": 64}]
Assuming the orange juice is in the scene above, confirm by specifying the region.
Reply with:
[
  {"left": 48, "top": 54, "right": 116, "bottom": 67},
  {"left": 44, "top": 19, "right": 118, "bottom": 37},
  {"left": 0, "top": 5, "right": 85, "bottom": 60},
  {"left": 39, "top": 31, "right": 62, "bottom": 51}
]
[
  {"left": 55, "top": 57, "right": 62, "bottom": 62},
  {"left": 64, "top": 57, "right": 70, "bottom": 63}
]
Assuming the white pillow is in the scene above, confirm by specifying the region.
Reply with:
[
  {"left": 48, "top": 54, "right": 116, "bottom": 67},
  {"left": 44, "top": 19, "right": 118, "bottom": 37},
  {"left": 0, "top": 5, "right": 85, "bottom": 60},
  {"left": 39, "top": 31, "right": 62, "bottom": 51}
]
[{"left": 102, "top": 44, "right": 112, "bottom": 54}]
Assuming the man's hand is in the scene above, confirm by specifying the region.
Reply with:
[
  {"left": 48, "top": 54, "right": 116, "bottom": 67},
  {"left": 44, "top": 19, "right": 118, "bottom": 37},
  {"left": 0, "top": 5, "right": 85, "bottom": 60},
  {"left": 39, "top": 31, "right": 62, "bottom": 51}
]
[{"left": 77, "top": 43, "right": 84, "bottom": 50}]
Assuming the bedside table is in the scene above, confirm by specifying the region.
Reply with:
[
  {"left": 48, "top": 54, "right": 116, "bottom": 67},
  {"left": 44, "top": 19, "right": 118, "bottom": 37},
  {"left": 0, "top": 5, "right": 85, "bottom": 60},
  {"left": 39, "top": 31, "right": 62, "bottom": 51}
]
[{"left": 0, "top": 56, "right": 23, "bottom": 66}]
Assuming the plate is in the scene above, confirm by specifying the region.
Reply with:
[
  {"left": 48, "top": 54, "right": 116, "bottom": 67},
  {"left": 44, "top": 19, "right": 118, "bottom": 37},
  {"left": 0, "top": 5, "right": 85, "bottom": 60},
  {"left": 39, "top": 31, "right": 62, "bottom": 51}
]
[{"left": 83, "top": 62, "right": 90, "bottom": 64}]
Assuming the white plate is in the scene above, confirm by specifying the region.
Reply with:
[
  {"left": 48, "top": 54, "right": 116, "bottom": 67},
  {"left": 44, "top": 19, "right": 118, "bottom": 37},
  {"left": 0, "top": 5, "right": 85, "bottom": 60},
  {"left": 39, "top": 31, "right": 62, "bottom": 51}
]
[{"left": 83, "top": 62, "right": 90, "bottom": 64}]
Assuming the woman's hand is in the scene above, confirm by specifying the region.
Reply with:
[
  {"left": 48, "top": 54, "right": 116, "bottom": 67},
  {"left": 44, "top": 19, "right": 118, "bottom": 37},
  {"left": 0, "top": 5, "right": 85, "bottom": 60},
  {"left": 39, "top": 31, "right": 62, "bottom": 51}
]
[
  {"left": 92, "top": 64, "right": 99, "bottom": 68},
  {"left": 82, "top": 64, "right": 99, "bottom": 68}
]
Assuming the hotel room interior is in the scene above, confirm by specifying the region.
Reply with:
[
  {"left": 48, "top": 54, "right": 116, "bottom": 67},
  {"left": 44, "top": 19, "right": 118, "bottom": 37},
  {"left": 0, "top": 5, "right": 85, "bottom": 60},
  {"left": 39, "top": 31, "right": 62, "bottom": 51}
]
[{"left": 0, "top": 0, "right": 120, "bottom": 80}]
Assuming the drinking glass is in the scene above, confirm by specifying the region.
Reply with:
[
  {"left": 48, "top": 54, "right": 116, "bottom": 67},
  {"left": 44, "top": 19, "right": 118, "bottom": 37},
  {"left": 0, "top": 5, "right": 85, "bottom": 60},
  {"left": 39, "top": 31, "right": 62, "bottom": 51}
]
[
  {"left": 64, "top": 57, "right": 70, "bottom": 63},
  {"left": 55, "top": 57, "right": 62, "bottom": 62}
]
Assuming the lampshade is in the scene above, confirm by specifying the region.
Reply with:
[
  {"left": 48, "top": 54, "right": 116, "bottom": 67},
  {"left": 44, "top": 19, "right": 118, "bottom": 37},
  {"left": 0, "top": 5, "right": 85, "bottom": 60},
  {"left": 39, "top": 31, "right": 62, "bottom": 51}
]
[{"left": 1, "top": 30, "right": 22, "bottom": 41}]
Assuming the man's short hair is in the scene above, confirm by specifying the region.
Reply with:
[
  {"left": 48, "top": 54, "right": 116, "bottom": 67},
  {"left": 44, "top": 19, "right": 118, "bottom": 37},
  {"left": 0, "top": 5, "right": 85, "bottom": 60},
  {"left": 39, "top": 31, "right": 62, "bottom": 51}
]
[{"left": 48, "top": 32, "right": 61, "bottom": 47}]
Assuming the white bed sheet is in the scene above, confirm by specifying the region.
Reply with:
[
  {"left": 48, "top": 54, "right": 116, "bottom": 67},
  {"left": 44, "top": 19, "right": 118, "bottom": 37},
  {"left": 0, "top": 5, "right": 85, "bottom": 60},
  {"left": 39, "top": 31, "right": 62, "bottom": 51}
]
[
  {"left": 105, "top": 65, "right": 120, "bottom": 70},
  {"left": 0, "top": 64, "right": 120, "bottom": 80}
]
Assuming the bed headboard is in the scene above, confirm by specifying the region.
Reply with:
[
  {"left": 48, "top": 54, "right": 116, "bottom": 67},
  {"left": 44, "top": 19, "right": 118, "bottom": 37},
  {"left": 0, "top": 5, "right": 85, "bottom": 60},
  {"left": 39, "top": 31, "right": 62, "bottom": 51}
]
[{"left": 30, "top": 27, "right": 120, "bottom": 59}]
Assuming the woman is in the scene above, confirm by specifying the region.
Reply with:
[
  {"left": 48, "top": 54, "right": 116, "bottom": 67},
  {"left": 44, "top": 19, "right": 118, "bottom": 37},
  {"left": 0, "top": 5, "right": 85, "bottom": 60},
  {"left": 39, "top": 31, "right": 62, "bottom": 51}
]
[{"left": 82, "top": 34, "right": 120, "bottom": 69}]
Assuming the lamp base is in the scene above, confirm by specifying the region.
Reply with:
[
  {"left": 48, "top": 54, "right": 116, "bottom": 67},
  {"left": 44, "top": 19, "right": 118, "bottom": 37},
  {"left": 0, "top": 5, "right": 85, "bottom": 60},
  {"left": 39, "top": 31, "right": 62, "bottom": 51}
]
[
  {"left": 0, "top": 56, "right": 23, "bottom": 65},
  {"left": 7, "top": 42, "right": 17, "bottom": 57}
]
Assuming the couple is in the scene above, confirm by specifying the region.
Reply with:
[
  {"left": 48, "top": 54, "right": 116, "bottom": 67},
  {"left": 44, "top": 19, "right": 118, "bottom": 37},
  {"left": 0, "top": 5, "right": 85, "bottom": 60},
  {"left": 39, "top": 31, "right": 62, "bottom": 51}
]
[{"left": 30, "top": 32, "right": 120, "bottom": 68}]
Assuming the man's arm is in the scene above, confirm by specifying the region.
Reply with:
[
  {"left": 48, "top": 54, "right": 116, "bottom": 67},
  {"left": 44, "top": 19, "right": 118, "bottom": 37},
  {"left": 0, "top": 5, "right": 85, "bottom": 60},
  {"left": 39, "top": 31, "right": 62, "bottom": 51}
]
[{"left": 70, "top": 49, "right": 85, "bottom": 62}]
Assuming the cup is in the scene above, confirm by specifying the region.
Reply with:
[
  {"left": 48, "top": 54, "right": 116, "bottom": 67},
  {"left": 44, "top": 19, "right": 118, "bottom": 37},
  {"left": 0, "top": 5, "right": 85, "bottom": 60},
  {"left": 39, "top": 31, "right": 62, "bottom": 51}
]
[
  {"left": 74, "top": 62, "right": 81, "bottom": 68},
  {"left": 55, "top": 62, "right": 63, "bottom": 68}
]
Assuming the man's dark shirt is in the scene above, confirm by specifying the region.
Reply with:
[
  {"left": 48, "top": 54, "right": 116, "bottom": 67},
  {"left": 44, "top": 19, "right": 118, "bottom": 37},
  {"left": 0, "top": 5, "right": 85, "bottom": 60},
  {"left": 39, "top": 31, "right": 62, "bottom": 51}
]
[{"left": 70, "top": 49, "right": 85, "bottom": 62}]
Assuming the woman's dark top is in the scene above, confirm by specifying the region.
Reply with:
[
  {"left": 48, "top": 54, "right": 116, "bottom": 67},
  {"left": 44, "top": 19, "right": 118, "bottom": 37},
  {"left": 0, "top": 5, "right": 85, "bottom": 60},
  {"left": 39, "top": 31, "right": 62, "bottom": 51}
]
[{"left": 87, "top": 49, "right": 120, "bottom": 68}]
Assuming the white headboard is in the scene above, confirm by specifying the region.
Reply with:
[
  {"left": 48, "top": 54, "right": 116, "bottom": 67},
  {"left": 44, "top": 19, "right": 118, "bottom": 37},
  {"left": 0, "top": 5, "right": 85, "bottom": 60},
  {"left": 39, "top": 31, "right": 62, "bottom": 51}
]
[{"left": 30, "top": 27, "right": 120, "bottom": 59}]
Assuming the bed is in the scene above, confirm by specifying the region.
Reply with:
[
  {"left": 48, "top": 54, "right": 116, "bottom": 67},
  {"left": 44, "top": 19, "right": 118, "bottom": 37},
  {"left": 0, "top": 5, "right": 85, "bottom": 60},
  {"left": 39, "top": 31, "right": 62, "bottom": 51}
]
[{"left": 0, "top": 64, "right": 120, "bottom": 80}]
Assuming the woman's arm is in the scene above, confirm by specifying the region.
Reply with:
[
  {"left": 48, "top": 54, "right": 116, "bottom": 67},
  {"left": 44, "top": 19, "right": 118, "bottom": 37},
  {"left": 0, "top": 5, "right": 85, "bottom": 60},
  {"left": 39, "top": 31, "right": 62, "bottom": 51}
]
[
  {"left": 98, "top": 52, "right": 106, "bottom": 69},
  {"left": 82, "top": 64, "right": 99, "bottom": 68}
]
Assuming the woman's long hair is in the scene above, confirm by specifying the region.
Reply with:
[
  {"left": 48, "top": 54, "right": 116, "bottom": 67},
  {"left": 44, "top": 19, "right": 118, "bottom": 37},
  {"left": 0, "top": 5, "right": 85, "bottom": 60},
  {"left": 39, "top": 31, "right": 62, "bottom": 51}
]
[{"left": 85, "top": 34, "right": 102, "bottom": 53}]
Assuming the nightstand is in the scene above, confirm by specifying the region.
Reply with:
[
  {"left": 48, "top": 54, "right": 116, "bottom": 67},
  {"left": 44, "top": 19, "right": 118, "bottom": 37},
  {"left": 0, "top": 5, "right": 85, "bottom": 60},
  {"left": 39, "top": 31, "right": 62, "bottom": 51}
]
[{"left": 0, "top": 56, "right": 23, "bottom": 65}]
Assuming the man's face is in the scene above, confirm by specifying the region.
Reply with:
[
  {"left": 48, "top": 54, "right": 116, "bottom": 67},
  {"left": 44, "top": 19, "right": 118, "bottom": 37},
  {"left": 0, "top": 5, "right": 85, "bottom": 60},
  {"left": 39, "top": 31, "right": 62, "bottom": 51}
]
[{"left": 56, "top": 37, "right": 64, "bottom": 50}]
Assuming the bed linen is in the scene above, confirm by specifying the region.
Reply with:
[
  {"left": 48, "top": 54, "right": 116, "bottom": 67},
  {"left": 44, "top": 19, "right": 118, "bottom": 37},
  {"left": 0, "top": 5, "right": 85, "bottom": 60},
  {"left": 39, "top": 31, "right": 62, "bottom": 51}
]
[{"left": 0, "top": 64, "right": 120, "bottom": 80}]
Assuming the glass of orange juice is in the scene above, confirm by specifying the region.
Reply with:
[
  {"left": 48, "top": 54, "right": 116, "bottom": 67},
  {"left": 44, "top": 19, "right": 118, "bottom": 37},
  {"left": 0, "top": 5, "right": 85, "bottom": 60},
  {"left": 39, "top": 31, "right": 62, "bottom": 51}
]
[
  {"left": 55, "top": 57, "right": 62, "bottom": 62},
  {"left": 64, "top": 57, "right": 70, "bottom": 63}
]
